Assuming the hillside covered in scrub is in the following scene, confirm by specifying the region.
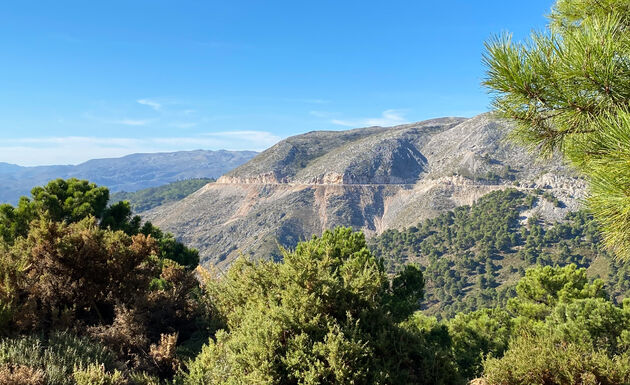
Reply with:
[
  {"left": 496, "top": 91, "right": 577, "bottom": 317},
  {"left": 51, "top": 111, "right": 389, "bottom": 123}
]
[{"left": 2, "top": 0, "right": 630, "bottom": 383}]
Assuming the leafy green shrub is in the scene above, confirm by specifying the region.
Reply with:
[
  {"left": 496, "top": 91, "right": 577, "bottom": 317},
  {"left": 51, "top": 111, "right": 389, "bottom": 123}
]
[
  {"left": 0, "top": 178, "right": 203, "bottom": 379},
  {"left": 480, "top": 264, "right": 630, "bottom": 385},
  {"left": 545, "top": 298, "right": 630, "bottom": 355},
  {"left": 507, "top": 265, "right": 606, "bottom": 322},
  {"left": 126, "top": 372, "right": 161, "bottom": 385},
  {"left": 447, "top": 308, "right": 513, "bottom": 380}
]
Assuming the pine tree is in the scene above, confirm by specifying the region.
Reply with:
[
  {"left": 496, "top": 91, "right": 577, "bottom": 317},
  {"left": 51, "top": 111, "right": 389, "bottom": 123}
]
[{"left": 483, "top": 0, "right": 630, "bottom": 258}]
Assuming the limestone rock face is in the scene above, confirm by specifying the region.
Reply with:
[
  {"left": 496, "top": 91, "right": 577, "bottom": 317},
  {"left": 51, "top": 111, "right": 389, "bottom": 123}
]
[{"left": 144, "top": 114, "right": 585, "bottom": 269}]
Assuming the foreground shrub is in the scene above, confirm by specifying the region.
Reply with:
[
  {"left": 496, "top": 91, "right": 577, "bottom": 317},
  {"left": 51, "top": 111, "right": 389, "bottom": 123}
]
[
  {"left": 73, "top": 364, "right": 127, "bottom": 385},
  {"left": 0, "top": 364, "right": 46, "bottom": 385},
  {"left": 0, "top": 217, "right": 160, "bottom": 333},
  {"left": 0, "top": 216, "right": 200, "bottom": 375},
  {"left": 507, "top": 265, "right": 606, "bottom": 323},
  {"left": 0, "top": 331, "right": 118, "bottom": 385},
  {"left": 447, "top": 308, "right": 513, "bottom": 380},
  {"left": 483, "top": 332, "right": 630, "bottom": 385},
  {"left": 181, "top": 227, "right": 460, "bottom": 385}
]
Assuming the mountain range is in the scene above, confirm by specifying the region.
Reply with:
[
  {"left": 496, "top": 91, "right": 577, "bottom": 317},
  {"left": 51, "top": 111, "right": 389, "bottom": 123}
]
[
  {"left": 0, "top": 150, "right": 257, "bottom": 204},
  {"left": 144, "top": 114, "right": 586, "bottom": 268}
]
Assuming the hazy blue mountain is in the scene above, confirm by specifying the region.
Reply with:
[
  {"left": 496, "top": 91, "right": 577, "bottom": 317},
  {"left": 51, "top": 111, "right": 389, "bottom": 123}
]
[
  {"left": 0, "top": 162, "right": 24, "bottom": 174},
  {"left": 0, "top": 150, "right": 257, "bottom": 204}
]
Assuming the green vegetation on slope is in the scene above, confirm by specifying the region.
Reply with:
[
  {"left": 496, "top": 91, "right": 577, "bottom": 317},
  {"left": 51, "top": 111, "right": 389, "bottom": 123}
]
[
  {"left": 1, "top": 1, "right": 630, "bottom": 383},
  {"left": 0, "top": 179, "right": 461, "bottom": 384},
  {"left": 370, "top": 188, "right": 630, "bottom": 319},
  {"left": 0, "top": 178, "right": 629, "bottom": 385},
  {"left": 183, "top": 228, "right": 458, "bottom": 385},
  {"left": 111, "top": 178, "right": 214, "bottom": 213}
]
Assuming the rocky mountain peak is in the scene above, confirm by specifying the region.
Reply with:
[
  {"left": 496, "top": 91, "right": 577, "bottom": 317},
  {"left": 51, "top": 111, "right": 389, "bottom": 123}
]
[{"left": 145, "top": 114, "right": 585, "bottom": 268}]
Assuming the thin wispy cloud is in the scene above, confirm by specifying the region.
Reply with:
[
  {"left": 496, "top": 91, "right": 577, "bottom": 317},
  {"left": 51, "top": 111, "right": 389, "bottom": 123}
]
[
  {"left": 201, "top": 130, "right": 282, "bottom": 144},
  {"left": 84, "top": 100, "right": 212, "bottom": 133},
  {"left": 116, "top": 119, "right": 151, "bottom": 126},
  {"left": 0, "top": 131, "right": 282, "bottom": 166},
  {"left": 137, "top": 99, "right": 162, "bottom": 111},
  {"left": 330, "top": 109, "right": 409, "bottom": 127},
  {"left": 84, "top": 112, "right": 153, "bottom": 127}
]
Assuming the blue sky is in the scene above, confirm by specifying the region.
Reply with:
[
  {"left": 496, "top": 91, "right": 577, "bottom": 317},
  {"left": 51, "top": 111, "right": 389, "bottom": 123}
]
[{"left": 0, "top": 0, "right": 553, "bottom": 166}]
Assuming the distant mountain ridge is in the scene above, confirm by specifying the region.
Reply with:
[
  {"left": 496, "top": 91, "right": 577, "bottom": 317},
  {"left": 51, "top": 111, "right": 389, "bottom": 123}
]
[
  {"left": 0, "top": 150, "right": 257, "bottom": 204},
  {"left": 0, "top": 163, "right": 24, "bottom": 173},
  {"left": 144, "top": 114, "right": 586, "bottom": 268}
]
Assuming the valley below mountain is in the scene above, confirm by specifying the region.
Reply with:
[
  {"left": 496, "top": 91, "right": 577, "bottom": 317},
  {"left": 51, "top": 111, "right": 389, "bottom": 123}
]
[{"left": 145, "top": 114, "right": 586, "bottom": 269}]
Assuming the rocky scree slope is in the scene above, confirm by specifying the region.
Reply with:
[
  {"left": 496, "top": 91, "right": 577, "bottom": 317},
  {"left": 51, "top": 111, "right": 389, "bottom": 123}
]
[{"left": 144, "top": 114, "right": 585, "bottom": 268}]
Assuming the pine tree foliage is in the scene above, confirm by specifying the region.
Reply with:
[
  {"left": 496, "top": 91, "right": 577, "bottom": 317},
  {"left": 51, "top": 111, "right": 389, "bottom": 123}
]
[
  {"left": 483, "top": 0, "right": 630, "bottom": 258},
  {"left": 507, "top": 264, "right": 606, "bottom": 322}
]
